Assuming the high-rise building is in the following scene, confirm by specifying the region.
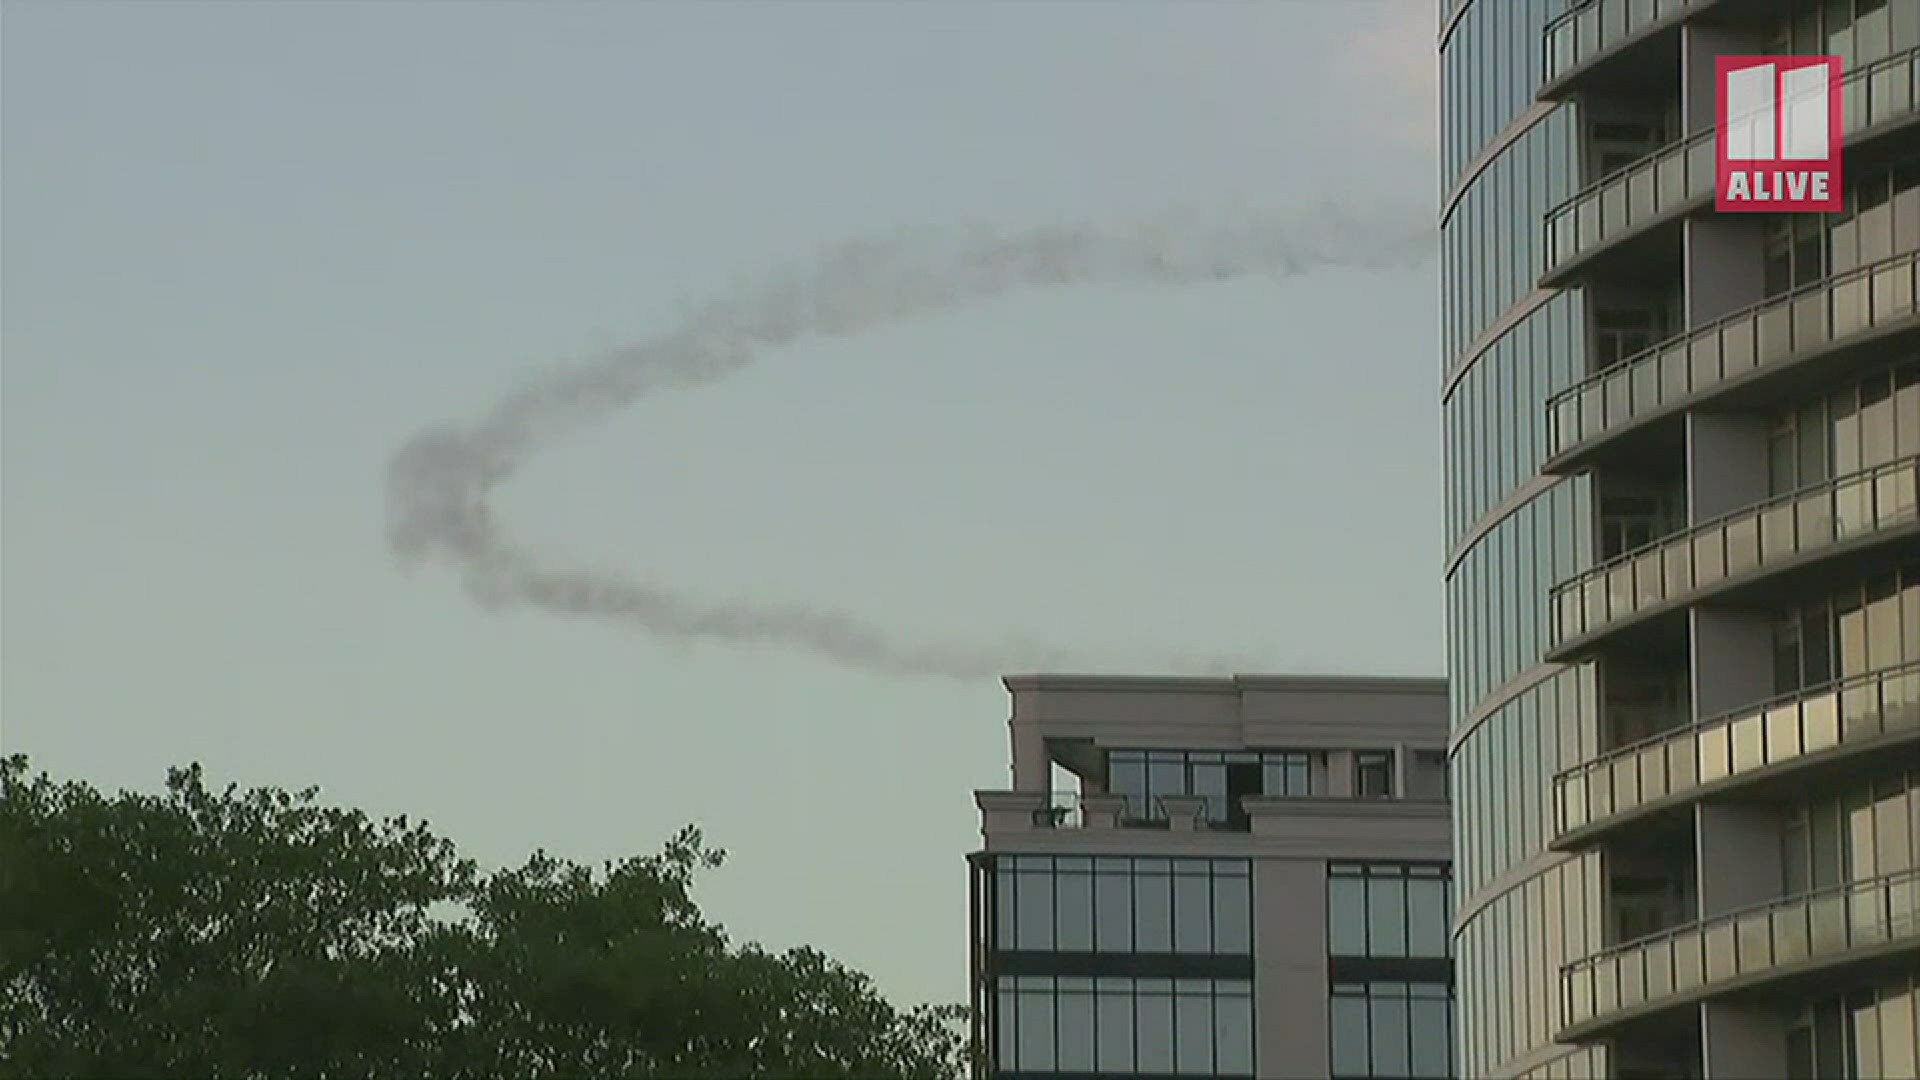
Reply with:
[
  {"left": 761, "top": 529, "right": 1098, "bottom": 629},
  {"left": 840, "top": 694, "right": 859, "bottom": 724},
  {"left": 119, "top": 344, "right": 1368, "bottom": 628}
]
[
  {"left": 1441, "top": 2, "right": 1920, "bottom": 1077},
  {"left": 967, "top": 674, "right": 1452, "bottom": 1079}
]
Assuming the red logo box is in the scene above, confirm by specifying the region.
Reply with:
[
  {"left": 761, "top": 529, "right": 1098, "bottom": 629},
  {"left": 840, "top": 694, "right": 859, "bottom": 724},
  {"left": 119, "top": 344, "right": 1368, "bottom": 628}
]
[{"left": 1716, "top": 55, "right": 1843, "bottom": 214}]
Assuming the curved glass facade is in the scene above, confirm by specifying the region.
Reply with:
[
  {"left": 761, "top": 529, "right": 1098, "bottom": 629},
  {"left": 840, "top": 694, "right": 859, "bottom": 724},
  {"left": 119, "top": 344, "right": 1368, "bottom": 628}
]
[
  {"left": 1446, "top": 0, "right": 1920, "bottom": 1075},
  {"left": 1442, "top": 3, "right": 1595, "bottom": 1077}
]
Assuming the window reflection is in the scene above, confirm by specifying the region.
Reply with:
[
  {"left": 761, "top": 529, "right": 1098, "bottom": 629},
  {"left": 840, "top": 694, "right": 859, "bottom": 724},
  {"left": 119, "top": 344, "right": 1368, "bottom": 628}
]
[
  {"left": 1330, "top": 863, "right": 1455, "bottom": 959},
  {"left": 993, "top": 976, "right": 1254, "bottom": 1077},
  {"left": 1785, "top": 973, "right": 1920, "bottom": 1080},
  {"left": 992, "top": 855, "right": 1253, "bottom": 956},
  {"left": 1772, "top": 565, "right": 1920, "bottom": 699},
  {"left": 1331, "top": 981, "right": 1456, "bottom": 1079},
  {"left": 1108, "top": 748, "right": 1317, "bottom": 827},
  {"left": 1355, "top": 751, "right": 1395, "bottom": 799}
]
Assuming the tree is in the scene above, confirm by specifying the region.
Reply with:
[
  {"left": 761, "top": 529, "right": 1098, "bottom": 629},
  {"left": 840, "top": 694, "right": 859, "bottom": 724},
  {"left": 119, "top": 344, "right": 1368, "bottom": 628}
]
[{"left": 0, "top": 755, "right": 964, "bottom": 1079}]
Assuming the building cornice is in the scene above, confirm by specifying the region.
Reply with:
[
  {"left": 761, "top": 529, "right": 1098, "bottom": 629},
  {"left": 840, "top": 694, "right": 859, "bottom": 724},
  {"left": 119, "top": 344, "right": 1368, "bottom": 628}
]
[{"left": 1002, "top": 673, "right": 1447, "bottom": 695}]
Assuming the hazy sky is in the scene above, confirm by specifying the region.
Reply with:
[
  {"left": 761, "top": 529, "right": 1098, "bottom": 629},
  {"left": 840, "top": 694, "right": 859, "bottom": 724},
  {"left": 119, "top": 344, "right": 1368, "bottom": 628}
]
[{"left": 2, "top": 0, "right": 1438, "bottom": 1008}]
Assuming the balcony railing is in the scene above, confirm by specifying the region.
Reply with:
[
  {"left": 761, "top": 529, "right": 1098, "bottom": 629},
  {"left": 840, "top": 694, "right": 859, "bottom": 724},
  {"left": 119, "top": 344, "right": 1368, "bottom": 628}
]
[
  {"left": 1025, "top": 792, "right": 1247, "bottom": 832},
  {"left": 1544, "top": 48, "right": 1920, "bottom": 281},
  {"left": 1561, "top": 868, "right": 1920, "bottom": 1036},
  {"left": 1546, "top": 252, "right": 1920, "bottom": 466},
  {"left": 1549, "top": 456, "right": 1920, "bottom": 654},
  {"left": 1542, "top": 0, "right": 1715, "bottom": 96},
  {"left": 1554, "top": 661, "right": 1920, "bottom": 845}
]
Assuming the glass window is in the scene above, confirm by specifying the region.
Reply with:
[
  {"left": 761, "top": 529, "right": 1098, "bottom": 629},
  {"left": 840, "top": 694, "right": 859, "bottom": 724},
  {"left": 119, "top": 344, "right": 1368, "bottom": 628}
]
[
  {"left": 1135, "top": 866, "right": 1173, "bottom": 952},
  {"left": 1136, "top": 983, "right": 1174, "bottom": 1074},
  {"left": 1096, "top": 980, "right": 1133, "bottom": 1074},
  {"left": 1371, "top": 983, "right": 1413, "bottom": 1079},
  {"left": 1264, "top": 751, "right": 1312, "bottom": 797},
  {"left": 1174, "top": 867, "right": 1211, "bottom": 953},
  {"left": 1111, "top": 751, "right": 1148, "bottom": 820},
  {"left": 1409, "top": 874, "right": 1450, "bottom": 958},
  {"left": 1370, "top": 874, "right": 1410, "bottom": 958},
  {"left": 1057, "top": 981, "right": 1095, "bottom": 1072},
  {"left": 1216, "top": 987, "right": 1254, "bottom": 1076},
  {"left": 1192, "top": 757, "right": 1229, "bottom": 824},
  {"left": 1332, "top": 988, "right": 1371, "bottom": 1077},
  {"left": 1016, "top": 865, "right": 1054, "bottom": 950},
  {"left": 1175, "top": 984, "right": 1213, "bottom": 1075},
  {"left": 1411, "top": 987, "right": 1452, "bottom": 1079},
  {"left": 1017, "top": 982, "right": 1054, "bottom": 1070},
  {"left": 995, "top": 867, "right": 1017, "bottom": 950},
  {"left": 1852, "top": 991, "right": 1884, "bottom": 1078},
  {"left": 1881, "top": 984, "right": 1918, "bottom": 1079},
  {"left": 1330, "top": 869, "right": 1369, "bottom": 956},
  {"left": 1056, "top": 868, "right": 1093, "bottom": 952},
  {"left": 1356, "top": 751, "right": 1395, "bottom": 798},
  {"left": 1331, "top": 863, "right": 1455, "bottom": 958},
  {"left": 1332, "top": 980, "right": 1455, "bottom": 1079},
  {"left": 1096, "top": 863, "right": 1132, "bottom": 952},
  {"left": 1214, "top": 868, "right": 1252, "bottom": 955},
  {"left": 995, "top": 857, "right": 1256, "bottom": 957}
]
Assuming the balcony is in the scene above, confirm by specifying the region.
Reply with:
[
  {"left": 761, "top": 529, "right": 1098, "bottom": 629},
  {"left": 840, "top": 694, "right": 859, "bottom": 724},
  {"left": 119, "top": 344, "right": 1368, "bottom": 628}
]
[
  {"left": 1540, "top": 0, "right": 1714, "bottom": 101},
  {"left": 1553, "top": 662, "right": 1920, "bottom": 850},
  {"left": 1548, "top": 456, "right": 1920, "bottom": 658},
  {"left": 1543, "top": 48, "right": 1920, "bottom": 286},
  {"left": 1546, "top": 253, "right": 1920, "bottom": 472},
  {"left": 1560, "top": 869, "right": 1920, "bottom": 1040},
  {"left": 979, "top": 791, "right": 1248, "bottom": 835}
]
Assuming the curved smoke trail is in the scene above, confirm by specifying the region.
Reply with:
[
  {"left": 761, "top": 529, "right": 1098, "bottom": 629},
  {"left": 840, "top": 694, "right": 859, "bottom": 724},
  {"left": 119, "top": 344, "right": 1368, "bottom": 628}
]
[{"left": 387, "top": 205, "right": 1433, "bottom": 680}]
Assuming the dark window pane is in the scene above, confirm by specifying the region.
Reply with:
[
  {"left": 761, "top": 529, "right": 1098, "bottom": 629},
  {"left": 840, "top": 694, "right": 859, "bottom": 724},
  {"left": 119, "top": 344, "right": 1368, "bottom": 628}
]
[
  {"left": 1412, "top": 993, "right": 1452, "bottom": 1079},
  {"left": 1175, "top": 988, "right": 1213, "bottom": 1075},
  {"left": 1017, "top": 986, "right": 1054, "bottom": 1071},
  {"left": 1371, "top": 985, "right": 1412, "bottom": 1078},
  {"left": 1017, "top": 869, "right": 1054, "bottom": 951},
  {"left": 1057, "top": 987, "right": 1095, "bottom": 1073},
  {"left": 1175, "top": 868, "right": 1212, "bottom": 953},
  {"left": 1331, "top": 873, "right": 1368, "bottom": 956},
  {"left": 995, "top": 870, "right": 1017, "bottom": 950},
  {"left": 1225, "top": 761, "right": 1262, "bottom": 827},
  {"left": 1137, "top": 987, "right": 1174, "bottom": 1074},
  {"left": 1096, "top": 869, "right": 1133, "bottom": 952},
  {"left": 1111, "top": 753, "right": 1149, "bottom": 820},
  {"left": 1056, "top": 871, "right": 1093, "bottom": 952},
  {"left": 1193, "top": 760, "right": 1229, "bottom": 824},
  {"left": 1216, "top": 988, "right": 1254, "bottom": 1077},
  {"left": 997, "top": 988, "right": 1017, "bottom": 1070},
  {"left": 1214, "top": 871, "right": 1252, "bottom": 955},
  {"left": 1370, "top": 874, "right": 1409, "bottom": 958},
  {"left": 1408, "top": 876, "right": 1449, "bottom": 958},
  {"left": 1331, "top": 992, "right": 1371, "bottom": 1077},
  {"left": 1356, "top": 752, "right": 1395, "bottom": 798},
  {"left": 1136, "top": 871, "right": 1173, "bottom": 952},
  {"left": 1788, "top": 1025, "right": 1815, "bottom": 1080},
  {"left": 1097, "top": 983, "right": 1134, "bottom": 1074},
  {"left": 1150, "top": 757, "right": 1185, "bottom": 813}
]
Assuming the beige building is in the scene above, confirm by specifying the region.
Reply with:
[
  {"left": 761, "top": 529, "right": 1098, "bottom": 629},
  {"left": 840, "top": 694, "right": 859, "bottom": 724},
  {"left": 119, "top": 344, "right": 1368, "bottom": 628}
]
[{"left": 968, "top": 674, "right": 1452, "bottom": 1079}]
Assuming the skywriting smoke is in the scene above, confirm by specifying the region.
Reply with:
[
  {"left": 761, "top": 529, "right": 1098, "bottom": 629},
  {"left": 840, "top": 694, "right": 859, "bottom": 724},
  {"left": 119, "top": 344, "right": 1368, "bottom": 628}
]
[{"left": 387, "top": 205, "right": 1433, "bottom": 680}]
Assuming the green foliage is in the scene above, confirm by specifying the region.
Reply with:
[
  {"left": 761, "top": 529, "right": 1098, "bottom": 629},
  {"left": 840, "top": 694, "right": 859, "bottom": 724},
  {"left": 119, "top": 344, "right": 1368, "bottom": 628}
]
[{"left": 0, "top": 755, "right": 963, "bottom": 1079}]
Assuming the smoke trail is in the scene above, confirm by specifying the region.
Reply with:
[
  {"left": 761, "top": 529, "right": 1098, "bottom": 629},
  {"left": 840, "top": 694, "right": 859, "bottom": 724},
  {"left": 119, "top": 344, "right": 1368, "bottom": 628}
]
[{"left": 387, "top": 205, "right": 1432, "bottom": 680}]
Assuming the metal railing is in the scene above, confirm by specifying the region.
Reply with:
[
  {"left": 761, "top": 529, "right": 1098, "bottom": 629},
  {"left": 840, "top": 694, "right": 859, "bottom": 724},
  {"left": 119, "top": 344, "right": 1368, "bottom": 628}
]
[
  {"left": 1544, "top": 48, "right": 1920, "bottom": 278},
  {"left": 1027, "top": 792, "right": 1245, "bottom": 831},
  {"left": 1550, "top": 456, "right": 1920, "bottom": 652},
  {"left": 1562, "top": 868, "right": 1920, "bottom": 1033},
  {"left": 1542, "top": 0, "right": 1715, "bottom": 93},
  {"left": 1547, "top": 251, "right": 1920, "bottom": 463},
  {"left": 1555, "top": 661, "right": 1920, "bottom": 841},
  {"left": 1030, "top": 791, "right": 1086, "bottom": 829}
]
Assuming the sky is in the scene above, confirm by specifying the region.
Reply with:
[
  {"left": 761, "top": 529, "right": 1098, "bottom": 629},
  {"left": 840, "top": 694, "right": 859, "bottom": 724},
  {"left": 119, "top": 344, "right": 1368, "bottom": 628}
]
[{"left": 1, "top": 0, "right": 1439, "bottom": 1008}]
